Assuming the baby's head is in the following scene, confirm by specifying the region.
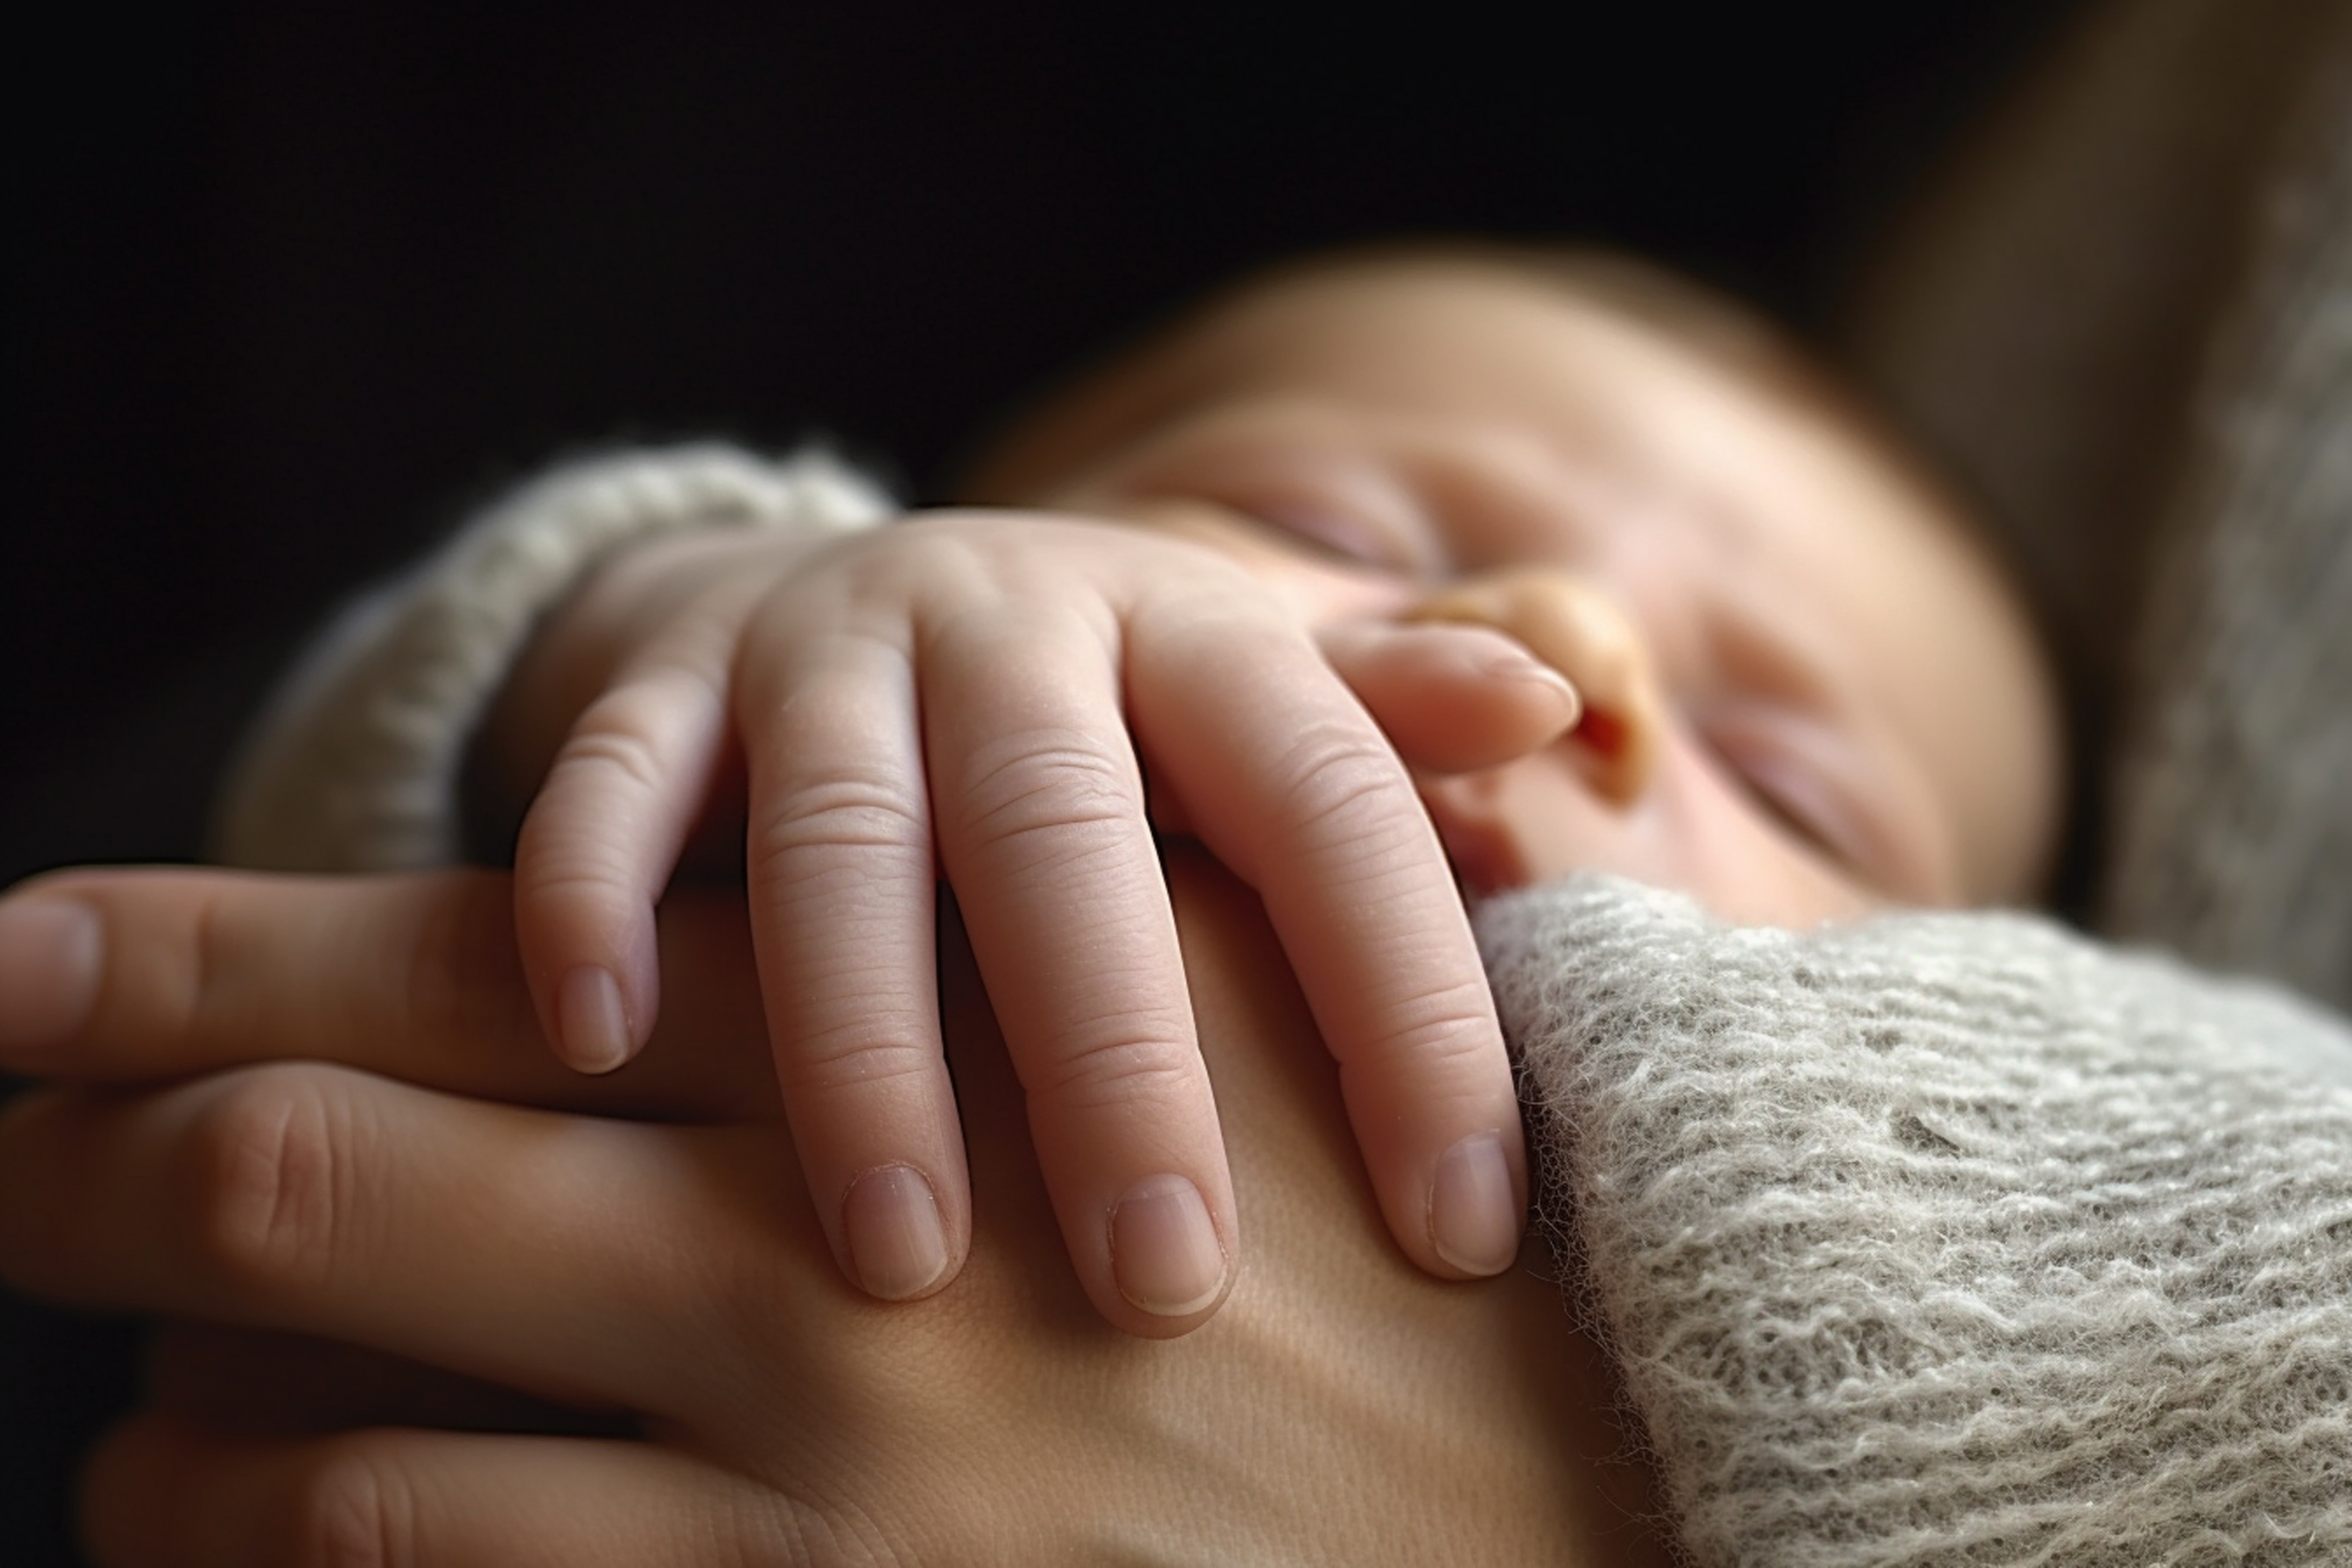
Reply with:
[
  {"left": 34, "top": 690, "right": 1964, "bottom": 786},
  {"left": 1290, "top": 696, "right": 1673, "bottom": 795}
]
[{"left": 963, "top": 245, "right": 2064, "bottom": 926}]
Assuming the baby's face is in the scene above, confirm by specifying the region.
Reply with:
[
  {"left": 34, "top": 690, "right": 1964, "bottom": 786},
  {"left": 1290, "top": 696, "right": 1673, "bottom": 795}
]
[{"left": 968, "top": 254, "right": 2063, "bottom": 925}]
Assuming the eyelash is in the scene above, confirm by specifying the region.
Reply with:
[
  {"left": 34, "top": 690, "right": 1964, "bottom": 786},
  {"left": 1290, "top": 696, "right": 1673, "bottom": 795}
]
[
  {"left": 1230, "top": 499, "right": 1387, "bottom": 565},
  {"left": 1194, "top": 465, "right": 1437, "bottom": 574},
  {"left": 1727, "top": 758, "right": 1828, "bottom": 850},
  {"left": 1699, "top": 724, "right": 1857, "bottom": 868}
]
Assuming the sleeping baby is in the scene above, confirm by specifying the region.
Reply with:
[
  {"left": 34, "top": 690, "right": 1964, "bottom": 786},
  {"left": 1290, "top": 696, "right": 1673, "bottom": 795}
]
[{"left": 214, "top": 240, "right": 2066, "bottom": 1334}]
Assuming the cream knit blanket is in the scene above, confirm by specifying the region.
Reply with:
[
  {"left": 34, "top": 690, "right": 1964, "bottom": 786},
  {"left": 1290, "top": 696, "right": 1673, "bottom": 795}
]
[{"left": 1481, "top": 877, "right": 2352, "bottom": 1565}]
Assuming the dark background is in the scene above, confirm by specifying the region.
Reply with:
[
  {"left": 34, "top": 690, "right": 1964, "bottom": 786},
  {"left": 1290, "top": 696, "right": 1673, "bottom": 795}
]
[{"left": 7, "top": 2, "right": 2070, "bottom": 1560}]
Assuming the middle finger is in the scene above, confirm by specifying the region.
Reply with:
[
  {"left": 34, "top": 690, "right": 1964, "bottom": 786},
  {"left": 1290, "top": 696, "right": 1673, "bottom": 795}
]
[
  {"left": 922, "top": 601, "right": 1236, "bottom": 1337},
  {"left": 0, "top": 870, "right": 775, "bottom": 1123}
]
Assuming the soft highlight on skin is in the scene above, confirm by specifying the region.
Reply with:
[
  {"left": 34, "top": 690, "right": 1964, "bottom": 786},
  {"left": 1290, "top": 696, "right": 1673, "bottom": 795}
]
[{"left": 968, "top": 245, "right": 2066, "bottom": 928}]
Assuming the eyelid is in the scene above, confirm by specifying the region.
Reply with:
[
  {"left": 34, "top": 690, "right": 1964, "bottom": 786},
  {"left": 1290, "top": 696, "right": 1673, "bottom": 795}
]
[
  {"left": 1102, "top": 437, "right": 1445, "bottom": 576},
  {"left": 1698, "top": 709, "right": 1883, "bottom": 876},
  {"left": 1231, "top": 494, "right": 1408, "bottom": 569}
]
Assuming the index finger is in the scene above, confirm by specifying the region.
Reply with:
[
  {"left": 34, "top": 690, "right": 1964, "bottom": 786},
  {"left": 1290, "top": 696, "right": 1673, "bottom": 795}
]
[
  {"left": 1130, "top": 609, "right": 1528, "bottom": 1280},
  {"left": 0, "top": 868, "right": 774, "bottom": 1122}
]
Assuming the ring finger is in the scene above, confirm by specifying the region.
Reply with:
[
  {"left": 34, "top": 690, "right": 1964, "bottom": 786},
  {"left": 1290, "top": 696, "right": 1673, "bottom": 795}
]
[{"left": 0, "top": 1065, "right": 800, "bottom": 1415}]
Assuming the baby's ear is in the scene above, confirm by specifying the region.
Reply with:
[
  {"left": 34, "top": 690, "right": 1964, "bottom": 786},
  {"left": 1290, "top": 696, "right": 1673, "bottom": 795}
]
[{"left": 1315, "top": 618, "right": 1580, "bottom": 777}]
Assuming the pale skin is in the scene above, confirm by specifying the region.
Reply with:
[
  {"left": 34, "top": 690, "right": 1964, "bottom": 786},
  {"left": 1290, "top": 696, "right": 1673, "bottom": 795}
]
[
  {"left": 0, "top": 247, "right": 2066, "bottom": 1561},
  {"left": 487, "top": 508, "right": 1551, "bottom": 1334},
  {"left": 0, "top": 854, "right": 1674, "bottom": 1567},
  {"left": 484, "top": 249, "right": 2061, "bottom": 1333},
  {"left": 964, "top": 249, "right": 2063, "bottom": 922}
]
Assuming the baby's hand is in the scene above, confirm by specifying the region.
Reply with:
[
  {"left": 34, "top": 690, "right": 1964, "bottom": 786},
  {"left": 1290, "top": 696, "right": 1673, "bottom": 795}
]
[{"left": 503, "top": 511, "right": 1562, "bottom": 1334}]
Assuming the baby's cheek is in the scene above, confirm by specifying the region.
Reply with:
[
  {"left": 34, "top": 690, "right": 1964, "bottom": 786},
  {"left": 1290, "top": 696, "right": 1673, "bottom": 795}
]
[
  {"left": 1423, "top": 752, "right": 1673, "bottom": 898},
  {"left": 1444, "top": 744, "right": 1874, "bottom": 928},
  {"left": 1658, "top": 757, "right": 1880, "bottom": 928}
]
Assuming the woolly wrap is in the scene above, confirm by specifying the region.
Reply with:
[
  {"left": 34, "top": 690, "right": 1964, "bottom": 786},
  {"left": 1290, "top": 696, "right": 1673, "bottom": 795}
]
[
  {"left": 212, "top": 444, "right": 891, "bottom": 873},
  {"left": 1481, "top": 876, "right": 2352, "bottom": 1566}
]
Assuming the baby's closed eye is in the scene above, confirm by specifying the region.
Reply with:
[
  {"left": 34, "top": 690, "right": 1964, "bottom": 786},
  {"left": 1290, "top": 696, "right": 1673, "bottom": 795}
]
[{"left": 1696, "top": 708, "right": 1881, "bottom": 874}]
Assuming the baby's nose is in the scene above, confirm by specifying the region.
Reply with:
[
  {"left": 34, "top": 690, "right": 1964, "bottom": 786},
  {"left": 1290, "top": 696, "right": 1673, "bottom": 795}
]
[{"left": 1403, "top": 568, "right": 1661, "bottom": 803}]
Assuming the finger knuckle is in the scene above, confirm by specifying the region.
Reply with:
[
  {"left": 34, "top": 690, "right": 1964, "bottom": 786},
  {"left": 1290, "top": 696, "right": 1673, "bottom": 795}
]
[
  {"left": 733, "top": 1487, "right": 902, "bottom": 1568},
  {"left": 185, "top": 1066, "right": 359, "bottom": 1299},
  {"left": 1264, "top": 722, "right": 1420, "bottom": 860},
  {"left": 288, "top": 1436, "right": 419, "bottom": 1568},
  {"left": 174, "top": 880, "right": 242, "bottom": 1050},
  {"left": 1026, "top": 1014, "right": 1200, "bottom": 1110},
  {"left": 950, "top": 734, "right": 1137, "bottom": 869},
  {"left": 750, "top": 765, "right": 929, "bottom": 883},
  {"left": 512, "top": 859, "right": 640, "bottom": 918},
  {"left": 1356, "top": 983, "right": 1503, "bottom": 1076},
  {"left": 780, "top": 1024, "right": 939, "bottom": 1093},
  {"left": 554, "top": 716, "right": 674, "bottom": 800}
]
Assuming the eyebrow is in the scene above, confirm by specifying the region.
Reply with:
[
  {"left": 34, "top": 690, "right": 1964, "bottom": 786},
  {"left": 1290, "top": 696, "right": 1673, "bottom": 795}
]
[{"left": 1701, "top": 575, "right": 1850, "bottom": 711}]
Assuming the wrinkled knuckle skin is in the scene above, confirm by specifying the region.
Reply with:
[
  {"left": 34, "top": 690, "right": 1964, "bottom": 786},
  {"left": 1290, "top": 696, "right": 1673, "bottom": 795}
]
[
  {"left": 290, "top": 1439, "right": 418, "bottom": 1568},
  {"left": 556, "top": 716, "right": 672, "bottom": 800},
  {"left": 511, "top": 865, "right": 639, "bottom": 926},
  {"left": 1362, "top": 986, "right": 1503, "bottom": 1077},
  {"left": 737, "top": 1489, "right": 900, "bottom": 1568},
  {"left": 1269, "top": 723, "right": 1417, "bottom": 851},
  {"left": 954, "top": 739, "right": 1137, "bottom": 863},
  {"left": 752, "top": 767, "right": 929, "bottom": 871},
  {"left": 776, "top": 1030, "right": 940, "bottom": 1098},
  {"left": 1027, "top": 1021, "right": 1200, "bottom": 1109},
  {"left": 186, "top": 1066, "right": 358, "bottom": 1302},
  {"left": 177, "top": 881, "right": 242, "bottom": 1052}
]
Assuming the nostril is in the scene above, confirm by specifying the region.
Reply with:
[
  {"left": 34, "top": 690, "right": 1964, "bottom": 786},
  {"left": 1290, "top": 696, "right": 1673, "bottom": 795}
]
[
  {"left": 1575, "top": 706, "right": 1629, "bottom": 759},
  {"left": 1569, "top": 699, "right": 1656, "bottom": 805}
]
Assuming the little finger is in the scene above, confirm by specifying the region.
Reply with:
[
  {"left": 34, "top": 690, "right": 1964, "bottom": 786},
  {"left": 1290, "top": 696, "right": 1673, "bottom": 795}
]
[
  {"left": 1132, "top": 613, "right": 1528, "bottom": 1281},
  {"left": 1315, "top": 619, "right": 1581, "bottom": 775}
]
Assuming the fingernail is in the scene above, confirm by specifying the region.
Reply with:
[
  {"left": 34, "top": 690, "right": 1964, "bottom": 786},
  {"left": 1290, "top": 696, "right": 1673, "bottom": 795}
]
[
  {"left": 1481, "top": 650, "right": 1581, "bottom": 714},
  {"left": 1111, "top": 1174, "right": 1227, "bottom": 1317},
  {"left": 557, "top": 966, "right": 632, "bottom": 1073},
  {"left": 0, "top": 899, "right": 102, "bottom": 1060},
  {"left": 843, "top": 1164, "right": 951, "bottom": 1301},
  {"left": 1430, "top": 1130, "right": 1521, "bottom": 1275}
]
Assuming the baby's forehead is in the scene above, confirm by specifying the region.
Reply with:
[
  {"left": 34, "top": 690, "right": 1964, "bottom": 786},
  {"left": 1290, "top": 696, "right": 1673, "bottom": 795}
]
[
  {"left": 975, "top": 249, "right": 2063, "bottom": 905},
  {"left": 987, "top": 245, "right": 2009, "bottom": 585},
  {"left": 968, "top": 249, "right": 1746, "bottom": 501},
  {"left": 1175, "top": 249, "right": 1845, "bottom": 422}
]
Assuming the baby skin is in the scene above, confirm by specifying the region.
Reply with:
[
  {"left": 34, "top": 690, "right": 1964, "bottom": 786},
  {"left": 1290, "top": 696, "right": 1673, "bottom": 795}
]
[{"left": 476, "top": 244, "right": 2066, "bottom": 1333}]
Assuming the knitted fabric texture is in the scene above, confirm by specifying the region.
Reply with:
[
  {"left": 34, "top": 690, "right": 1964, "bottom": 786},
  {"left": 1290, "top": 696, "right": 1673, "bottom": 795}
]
[
  {"left": 1478, "top": 874, "right": 2352, "bottom": 1568},
  {"left": 212, "top": 444, "right": 891, "bottom": 873}
]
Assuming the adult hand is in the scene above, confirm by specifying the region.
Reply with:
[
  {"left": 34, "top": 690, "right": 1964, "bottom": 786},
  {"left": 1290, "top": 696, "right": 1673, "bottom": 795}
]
[{"left": 0, "top": 853, "right": 1667, "bottom": 1566}]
